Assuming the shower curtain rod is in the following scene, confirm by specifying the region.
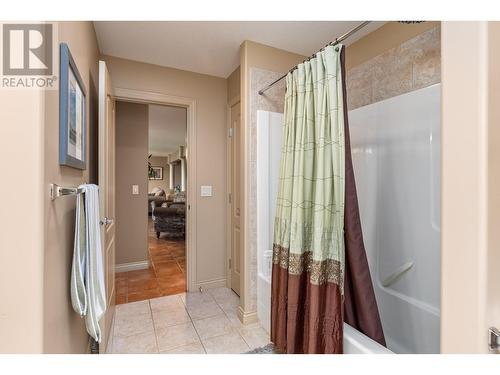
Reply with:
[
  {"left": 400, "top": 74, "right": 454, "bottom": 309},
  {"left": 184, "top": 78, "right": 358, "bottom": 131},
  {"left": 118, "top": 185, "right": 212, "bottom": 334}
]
[{"left": 258, "top": 21, "right": 371, "bottom": 95}]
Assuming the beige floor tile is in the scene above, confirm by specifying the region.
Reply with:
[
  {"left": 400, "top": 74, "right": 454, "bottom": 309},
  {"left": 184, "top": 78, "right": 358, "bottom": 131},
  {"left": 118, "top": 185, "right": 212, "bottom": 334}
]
[
  {"left": 112, "top": 331, "right": 158, "bottom": 354},
  {"left": 193, "top": 314, "right": 234, "bottom": 340},
  {"left": 114, "top": 313, "right": 154, "bottom": 338},
  {"left": 182, "top": 291, "right": 215, "bottom": 306},
  {"left": 202, "top": 332, "right": 250, "bottom": 354},
  {"left": 152, "top": 307, "right": 191, "bottom": 330},
  {"left": 160, "top": 342, "right": 206, "bottom": 354},
  {"left": 115, "top": 300, "right": 150, "bottom": 319},
  {"left": 209, "top": 287, "right": 240, "bottom": 305},
  {"left": 150, "top": 294, "right": 185, "bottom": 312},
  {"left": 185, "top": 300, "right": 224, "bottom": 320},
  {"left": 238, "top": 325, "right": 270, "bottom": 349},
  {"left": 156, "top": 322, "right": 200, "bottom": 352}
]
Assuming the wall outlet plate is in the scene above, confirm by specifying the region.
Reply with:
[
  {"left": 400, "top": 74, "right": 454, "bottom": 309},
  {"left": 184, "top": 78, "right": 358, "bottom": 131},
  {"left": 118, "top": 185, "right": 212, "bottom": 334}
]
[{"left": 132, "top": 185, "right": 139, "bottom": 195}]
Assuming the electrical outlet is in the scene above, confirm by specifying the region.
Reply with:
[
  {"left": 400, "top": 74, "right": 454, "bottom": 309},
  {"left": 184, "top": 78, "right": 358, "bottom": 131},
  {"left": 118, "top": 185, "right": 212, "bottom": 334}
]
[{"left": 132, "top": 185, "right": 139, "bottom": 195}]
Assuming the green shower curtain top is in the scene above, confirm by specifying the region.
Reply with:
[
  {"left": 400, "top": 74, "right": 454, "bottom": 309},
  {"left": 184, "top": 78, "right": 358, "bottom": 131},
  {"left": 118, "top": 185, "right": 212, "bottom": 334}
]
[{"left": 273, "top": 44, "right": 346, "bottom": 291}]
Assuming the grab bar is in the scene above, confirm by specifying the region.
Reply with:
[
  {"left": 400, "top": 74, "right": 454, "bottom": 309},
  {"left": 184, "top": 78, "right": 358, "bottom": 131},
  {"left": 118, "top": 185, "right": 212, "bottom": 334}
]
[{"left": 381, "top": 260, "right": 414, "bottom": 287}]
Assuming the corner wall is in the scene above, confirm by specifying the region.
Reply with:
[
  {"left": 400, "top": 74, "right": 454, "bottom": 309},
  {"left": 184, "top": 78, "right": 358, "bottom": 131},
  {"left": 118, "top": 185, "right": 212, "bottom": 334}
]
[{"left": 239, "top": 41, "right": 305, "bottom": 320}]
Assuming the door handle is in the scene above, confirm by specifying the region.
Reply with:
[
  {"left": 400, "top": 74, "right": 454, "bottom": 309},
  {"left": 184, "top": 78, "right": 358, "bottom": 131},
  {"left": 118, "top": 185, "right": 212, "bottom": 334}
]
[{"left": 100, "top": 217, "right": 114, "bottom": 226}]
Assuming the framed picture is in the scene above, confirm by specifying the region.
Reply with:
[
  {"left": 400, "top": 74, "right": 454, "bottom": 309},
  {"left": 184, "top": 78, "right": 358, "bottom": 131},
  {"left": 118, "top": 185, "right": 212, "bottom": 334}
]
[
  {"left": 59, "top": 43, "right": 87, "bottom": 169},
  {"left": 149, "top": 166, "right": 163, "bottom": 180}
]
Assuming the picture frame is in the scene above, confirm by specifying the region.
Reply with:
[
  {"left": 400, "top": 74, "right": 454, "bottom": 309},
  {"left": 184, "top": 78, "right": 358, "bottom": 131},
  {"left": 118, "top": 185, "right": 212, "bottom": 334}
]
[
  {"left": 149, "top": 166, "right": 163, "bottom": 180},
  {"left": 59, "top": 43, "right": 87, "bottom": 170}
]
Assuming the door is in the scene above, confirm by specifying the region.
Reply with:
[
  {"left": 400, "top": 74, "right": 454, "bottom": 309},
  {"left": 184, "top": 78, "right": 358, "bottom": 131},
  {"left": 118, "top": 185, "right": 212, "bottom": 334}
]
[
  {"left": 229, "top": 102, "right": 241, "bottom": 295},
  {"left": 98, "top": 60, "right": 116, "bottom": 352}
]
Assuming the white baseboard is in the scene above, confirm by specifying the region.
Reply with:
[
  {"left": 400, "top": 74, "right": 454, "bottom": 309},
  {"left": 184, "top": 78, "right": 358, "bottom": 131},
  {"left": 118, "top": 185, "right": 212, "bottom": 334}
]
[
  {"left": 237, "top": 306, "right": 258, "bottom": 325},
  {"left": 115, "top": 260, "right": 150, "bottom": 273},
  {"left": 196, "top": 277, "right": 227, "bottom": 292}
]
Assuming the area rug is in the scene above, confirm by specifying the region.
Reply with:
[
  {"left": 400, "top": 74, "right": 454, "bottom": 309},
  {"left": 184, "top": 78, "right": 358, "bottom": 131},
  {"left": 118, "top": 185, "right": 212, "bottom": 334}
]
[{"left": 245, "top": 343, "right": 278, "bottom": 354}]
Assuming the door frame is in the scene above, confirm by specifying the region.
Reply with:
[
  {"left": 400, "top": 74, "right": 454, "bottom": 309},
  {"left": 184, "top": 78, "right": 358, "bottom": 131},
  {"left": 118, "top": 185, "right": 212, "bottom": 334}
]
[
  {"left": 113, "top": 87, "right": 198, "bottom": 292},
  {"left": 226, "top": 96, "right": 240, "bottom": 290}
]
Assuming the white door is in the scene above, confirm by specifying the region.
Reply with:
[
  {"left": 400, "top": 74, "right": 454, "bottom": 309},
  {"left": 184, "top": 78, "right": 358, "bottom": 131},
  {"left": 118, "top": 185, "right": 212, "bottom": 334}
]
[{"left": 98, "top": 60, "right": 116, "bottom": 352}]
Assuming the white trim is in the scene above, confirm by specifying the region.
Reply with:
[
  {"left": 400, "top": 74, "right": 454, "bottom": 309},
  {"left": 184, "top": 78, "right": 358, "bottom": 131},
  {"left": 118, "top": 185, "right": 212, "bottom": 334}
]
[
  {"left": 113, "top": 88, "right": 198, "bottom": 292},
  {"left": 197, "top": 277, "right": 227, "bottom": 291},
  {"left": 237, "top": 306, "right": 258, "bottom": 325},
  {"left": 115, "top": 260, "right": 150, "bottom": 273}
]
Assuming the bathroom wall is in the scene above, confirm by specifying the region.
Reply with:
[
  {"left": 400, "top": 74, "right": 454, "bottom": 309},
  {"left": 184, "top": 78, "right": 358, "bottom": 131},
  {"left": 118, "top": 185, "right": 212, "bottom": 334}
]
[
  {"left": 103, "top": 55, "right": 228, "bottom": 289},
  {"left": 440, "top": 21, "right": 500, "bottom": 354},
  {"left": 239, "top": 40, "right": 305, "bottom": 319},
  {"left": 115, "top": 101, "right": 149, "bottom": 266},
  {"left": 346, "top": 23, "right": 441, "bottom": 110},
  {"left": 227, "top": 66, "right": 240, "bottom": 103},
  {"left": 42, "top": 22, "right": 100, "bottom": 353}
]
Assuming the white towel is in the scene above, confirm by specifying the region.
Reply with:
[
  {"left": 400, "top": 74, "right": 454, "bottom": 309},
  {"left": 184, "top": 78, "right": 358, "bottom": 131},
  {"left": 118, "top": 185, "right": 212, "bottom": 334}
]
[{"left": 70, "top": 184, "right": 107, "bottom": 343}]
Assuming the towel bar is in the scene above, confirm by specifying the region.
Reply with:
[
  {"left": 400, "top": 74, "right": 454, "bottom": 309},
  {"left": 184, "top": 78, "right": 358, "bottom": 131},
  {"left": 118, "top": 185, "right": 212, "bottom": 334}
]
[{"left": 50, "top": 183, "right": 85, "bottom": 200}]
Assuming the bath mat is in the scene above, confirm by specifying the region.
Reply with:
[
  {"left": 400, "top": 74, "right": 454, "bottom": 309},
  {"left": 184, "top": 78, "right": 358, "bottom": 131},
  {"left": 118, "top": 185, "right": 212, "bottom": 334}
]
[{"left": 245, "top": 343, "right": 278, "bottom": 354}]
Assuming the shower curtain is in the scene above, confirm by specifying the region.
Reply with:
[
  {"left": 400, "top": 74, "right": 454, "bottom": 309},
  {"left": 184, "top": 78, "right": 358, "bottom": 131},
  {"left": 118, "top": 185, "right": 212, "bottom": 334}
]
[{"left": 270, "top": 45, "right": 385, "bottom": 354}]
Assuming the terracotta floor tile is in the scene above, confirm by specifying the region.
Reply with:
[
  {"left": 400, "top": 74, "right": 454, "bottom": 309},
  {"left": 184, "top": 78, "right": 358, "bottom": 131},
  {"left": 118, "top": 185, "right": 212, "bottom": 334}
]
[
  {"left": 128, "top": 278, "right": 160, "bottom": 293},
  {"left": 116, "top": 294, "right": 127, "bottom": 305},
  {"left": 126, "top": 268, "right": 156, "bottom": 281},
  {"left": 115, "top": 218, "right": 186, "bottom": 304},
  {"left": 128, "top": 288, "right": 162, "bottom": 302}
]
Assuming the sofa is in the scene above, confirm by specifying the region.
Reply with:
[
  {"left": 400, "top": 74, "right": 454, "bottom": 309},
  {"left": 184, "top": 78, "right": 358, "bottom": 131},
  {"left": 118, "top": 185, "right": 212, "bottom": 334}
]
[
  {"left": 152, "top": 201, "right": 186, "bottom": 239},
  {"left": 148, "top": 187, "right": 169, "bottom": 214}
]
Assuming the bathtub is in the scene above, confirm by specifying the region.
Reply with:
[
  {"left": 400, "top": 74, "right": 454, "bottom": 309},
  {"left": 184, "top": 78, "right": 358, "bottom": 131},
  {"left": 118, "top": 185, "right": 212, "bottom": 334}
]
[
  {"left": 256, "top": 84, "right": 441, "bottom": 355},
  {"left": 257, "top": 271, "right": 392, "bottom": 354}
]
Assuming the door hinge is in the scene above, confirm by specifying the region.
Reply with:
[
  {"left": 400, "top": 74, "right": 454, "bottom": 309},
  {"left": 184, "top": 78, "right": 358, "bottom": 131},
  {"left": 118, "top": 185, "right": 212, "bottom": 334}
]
[
  {"left": 228, "top": 192, "right": 232, "bottom": 204},
  {"left": 228, "top": 127, "right": 233, "bottom": 138},
  {"left": 228, "top": 258, "right": 232, "bottom": 269}
]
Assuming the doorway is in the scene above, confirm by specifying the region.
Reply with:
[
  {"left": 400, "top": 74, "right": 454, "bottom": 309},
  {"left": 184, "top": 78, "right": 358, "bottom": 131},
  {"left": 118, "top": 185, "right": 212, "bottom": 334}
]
[{"left": 112, "top": 89, "right": 197, "bottom": 304}]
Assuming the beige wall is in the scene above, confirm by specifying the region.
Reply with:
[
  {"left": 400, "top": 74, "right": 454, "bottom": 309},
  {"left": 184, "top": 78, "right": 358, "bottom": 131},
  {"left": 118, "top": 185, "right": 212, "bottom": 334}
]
[
  {"left": 227, "top": 66, "right": 240, "bottom": 103},
  {"left": 116, "top": 101, "right": 149, "bottom": 265},
  {"left": 148, "top": 156, "right": 170, "bottom": 193},
  {"left": 0, "top": 89, "right": 45, "bottom": 353},
  {"left": 239, "top": 41, "right": 305, "bottom": 319},
  {"left": 346, "top": 25, "right": 440, "bottom": 110},
  {"left": 103, "top": 56, "right": 228, "bottom": 287},
  {"left": 441, "top": 21, "right": 500, "bottom": 353},
  {"left": 345, "top": 21, "right": 440, "bottom": 70},
  {"left": 42, "top": 22, "right": 100, "bottom": 353}
]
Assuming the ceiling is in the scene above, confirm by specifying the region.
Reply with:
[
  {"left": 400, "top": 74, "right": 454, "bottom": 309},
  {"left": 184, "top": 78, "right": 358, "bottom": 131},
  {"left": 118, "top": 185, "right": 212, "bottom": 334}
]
[
  {"left": 148, "top": 104, "right": 186, "bottom": 157},
  {"left": 94, "top": 21, "right": 385, "bottom": 78}
]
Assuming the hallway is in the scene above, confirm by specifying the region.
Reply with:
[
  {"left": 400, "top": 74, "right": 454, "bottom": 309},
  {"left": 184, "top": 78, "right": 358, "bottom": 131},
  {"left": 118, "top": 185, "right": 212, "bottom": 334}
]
[
  {"left": 108, "top": 288, "right": 270, "bottom": 354},
  {"left": 115, "top": 218, "right": 186, "bottom": 304}
]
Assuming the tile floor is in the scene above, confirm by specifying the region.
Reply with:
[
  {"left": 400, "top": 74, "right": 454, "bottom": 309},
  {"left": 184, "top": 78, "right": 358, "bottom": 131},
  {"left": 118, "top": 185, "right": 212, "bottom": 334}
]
[
  {"left": 108, "top": 287, "right": 270, "bottom": 354},
  {"left": 115, "top": 218, "right": 186, "bottom": 304}
]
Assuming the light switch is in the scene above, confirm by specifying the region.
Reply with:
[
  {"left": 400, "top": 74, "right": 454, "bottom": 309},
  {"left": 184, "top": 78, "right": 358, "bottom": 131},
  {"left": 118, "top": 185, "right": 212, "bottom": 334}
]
[
  {"left": 132, "top": 185, "right": 139, "bottom": 195},
  {"left": 200, "top": 185, "right": 213, "bottom": 197}
]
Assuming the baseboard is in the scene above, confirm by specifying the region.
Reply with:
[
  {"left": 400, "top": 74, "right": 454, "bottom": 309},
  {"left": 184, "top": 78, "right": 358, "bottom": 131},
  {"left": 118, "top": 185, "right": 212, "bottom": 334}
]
[
  {"left": 237, "top": 306, "right": 258, "bottom": 325},
  {"left": 196, "top": 277, "right": 227, "bottom": 291},
  {"left": 115, "top": 260, "right": 150, "bottom": 273}
]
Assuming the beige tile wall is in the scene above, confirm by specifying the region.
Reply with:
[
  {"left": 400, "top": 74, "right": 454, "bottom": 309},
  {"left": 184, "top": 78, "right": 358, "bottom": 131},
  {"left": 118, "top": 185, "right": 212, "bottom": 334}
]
[{"left": 346, "top": 26, "right": 441, "bottom": 111}]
